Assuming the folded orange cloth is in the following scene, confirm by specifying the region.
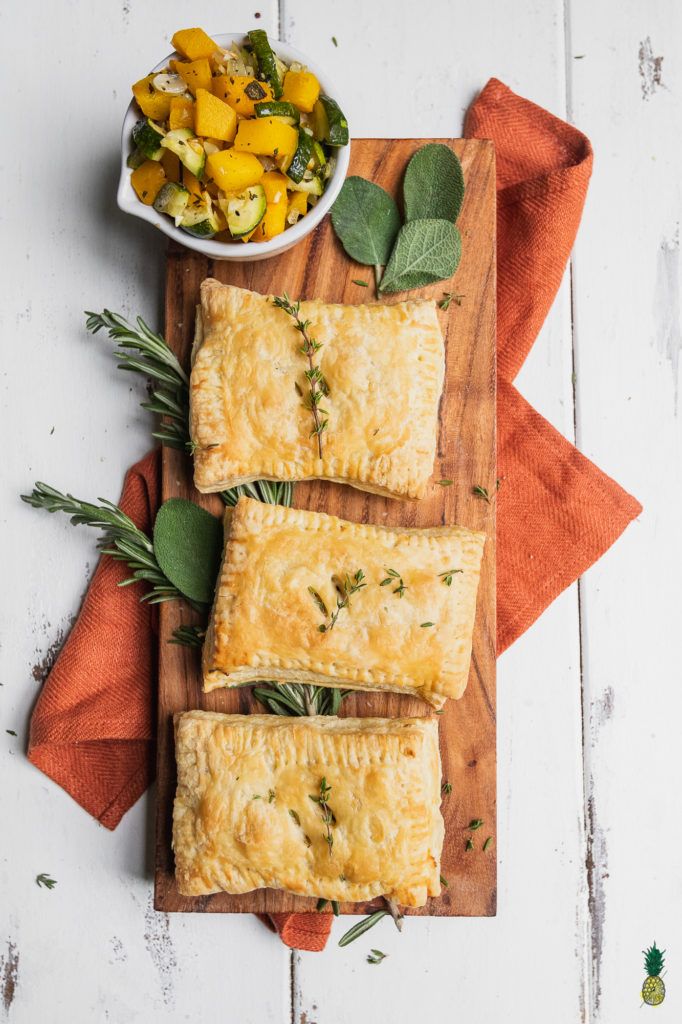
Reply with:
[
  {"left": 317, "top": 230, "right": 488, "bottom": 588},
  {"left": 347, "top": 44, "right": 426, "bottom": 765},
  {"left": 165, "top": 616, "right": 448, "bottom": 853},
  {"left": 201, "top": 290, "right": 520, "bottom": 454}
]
[{"left": 28, "top": 79, "right": 640, "bottom": 952}]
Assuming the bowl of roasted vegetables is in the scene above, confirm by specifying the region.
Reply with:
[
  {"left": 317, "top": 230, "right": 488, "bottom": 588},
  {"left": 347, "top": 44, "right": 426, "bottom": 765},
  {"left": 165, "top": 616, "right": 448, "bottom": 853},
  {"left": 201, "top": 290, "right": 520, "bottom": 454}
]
[{"left": 118, "top": 27, "right": 350, "bottom": 260}]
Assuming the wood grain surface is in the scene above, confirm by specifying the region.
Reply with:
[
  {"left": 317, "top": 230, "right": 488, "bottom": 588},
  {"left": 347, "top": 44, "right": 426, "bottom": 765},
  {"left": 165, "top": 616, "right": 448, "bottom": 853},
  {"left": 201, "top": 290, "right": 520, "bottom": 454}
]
[{"left": 154, "top": 138, "right": 496, "bottom": 916}]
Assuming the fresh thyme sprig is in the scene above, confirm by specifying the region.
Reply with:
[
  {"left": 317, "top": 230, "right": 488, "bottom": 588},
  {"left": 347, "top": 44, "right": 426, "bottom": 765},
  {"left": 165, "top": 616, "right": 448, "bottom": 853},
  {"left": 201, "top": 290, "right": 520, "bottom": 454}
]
[
  {"left": 36, "top": 873, "right": 57, "bottom": 889},
  {"left": 438, "top": 568, "right": 463, "bottom": 587},
  {"left": 380, "top": 567, "right": 407, "bottom": 598},
  {"left": 20, "top": 483, "right": 195, "bottom": 607},
  {"left": 85, "top": 310, "right": 190, "bottom": 451},
  {"left": 309, "top": 777, "right": 335, "bottom": 855},
  {"left": 272, "top": 293, "right": 329, "bottom": 458},
  {"left": 315, "top": 570, "right": 366, "bottom": 633}
]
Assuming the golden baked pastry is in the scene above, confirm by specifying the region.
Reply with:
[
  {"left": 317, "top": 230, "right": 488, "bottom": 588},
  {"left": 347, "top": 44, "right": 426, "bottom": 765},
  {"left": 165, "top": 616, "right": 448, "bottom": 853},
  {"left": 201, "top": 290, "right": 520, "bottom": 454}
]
[
  {"left": 203, "top": 497, "right": 485, "bottom": 704},
  {"left": 190, "top": 279, "right": 445, "bottom": 500},
  {"left": 173, "top": 711, "right": 443, "bottom": 906}
]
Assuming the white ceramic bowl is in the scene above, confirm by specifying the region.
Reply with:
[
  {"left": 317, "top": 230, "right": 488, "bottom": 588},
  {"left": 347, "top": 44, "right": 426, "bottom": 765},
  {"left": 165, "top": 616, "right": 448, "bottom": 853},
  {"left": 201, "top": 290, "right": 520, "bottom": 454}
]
[{"left": 117, "top": 33, "right": 350, "bottom": 261}]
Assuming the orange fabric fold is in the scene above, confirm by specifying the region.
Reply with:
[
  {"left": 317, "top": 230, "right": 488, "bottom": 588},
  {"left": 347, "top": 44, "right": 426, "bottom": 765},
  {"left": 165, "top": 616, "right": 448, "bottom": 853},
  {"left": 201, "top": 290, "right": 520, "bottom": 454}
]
[{"left": 27, "top": 78, "right": 640, "bottom": 953}]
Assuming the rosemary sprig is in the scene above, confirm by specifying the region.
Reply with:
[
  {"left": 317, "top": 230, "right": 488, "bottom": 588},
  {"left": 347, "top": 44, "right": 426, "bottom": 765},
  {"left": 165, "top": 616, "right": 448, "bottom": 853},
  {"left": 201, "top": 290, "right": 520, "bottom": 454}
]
[
  {"left": 20, "top": 483, "right": 193, "bottom": 607},
  {"left": 379, "top": 567, "right": 407, "bottom": 598},
  {"left": 253, "top": 682, "right": 348, "bottom": 717},
  {"left": 316, "top": 570, "right": 366, "bottom": 633},
  {"left": 85, "top": 310, "right": 190, "bottom": 451},
  {"left": 171, "top": 625, "right": 206, "bottom": 647},
  {"left": 272, "top": 294, "right": 329, "bottom": 458},
  {"left": 438, "top": 568, "right": 463, "bottom": 587},
  {"left": 309, "top": 777, "right": 335, "bottom": 855},
  {"left": 219, "top": 479, "right": 293, "bottom": 508}
]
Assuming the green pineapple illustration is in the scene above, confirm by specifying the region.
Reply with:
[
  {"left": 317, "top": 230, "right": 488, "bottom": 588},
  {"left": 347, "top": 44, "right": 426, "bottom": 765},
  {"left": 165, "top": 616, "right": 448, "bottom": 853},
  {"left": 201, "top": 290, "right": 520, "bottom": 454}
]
[{"left": 641, "top": 942, "right": 666, "bottom": 1006}]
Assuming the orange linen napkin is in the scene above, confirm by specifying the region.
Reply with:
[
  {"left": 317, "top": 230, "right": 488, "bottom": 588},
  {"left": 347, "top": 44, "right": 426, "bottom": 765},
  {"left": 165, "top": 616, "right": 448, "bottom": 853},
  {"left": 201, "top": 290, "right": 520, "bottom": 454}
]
[{"left": 27, "top": 79, "right": 640, "bottom": 952}]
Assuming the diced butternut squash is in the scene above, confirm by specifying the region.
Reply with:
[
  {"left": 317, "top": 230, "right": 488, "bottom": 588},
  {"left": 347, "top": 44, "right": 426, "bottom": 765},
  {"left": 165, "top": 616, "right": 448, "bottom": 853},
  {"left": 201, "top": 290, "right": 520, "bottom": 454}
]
[
  {"left": 281, "top": 71, "right": 320, "bottom": 113},
  {"left": 160, "top": 149, "right": 181, "bottom": 183},
  {"left": 132, "top": 75, "right": 172, "bottom": 121},
  {"left": 287, "top": 189, "right": 307, "bottom": 221},
  {"left": 176, "top": 59, "right": 212, "bottom": 97},
  {"left": 212, "top": 75, "right": 273, "bottom": 117},
  {"left": 194, "top": 89, "right": 237, "bottom": 143},
  {"left": 206, "top": 150, "right": 264, "bottom": 193},
  {"left": 169, "top": 96, "right": 194, "bottom": 131},
  {"left": 233, "top": 118, "right": 297, "bottom": 158},
  {"left": 251, "top": 200, "right": 287, "bottom": 241},
  {"left": 171, "top": 27, "right": 219, "bottom": 61},
  {"left": 261, "top": 171, "right": 289, "bottom": 204},
  {"left": 182, "top": 167, "right": 203, "bottom": 197},
  {"left": 130, "top": 160, "right": 166, "bottom": 205}
]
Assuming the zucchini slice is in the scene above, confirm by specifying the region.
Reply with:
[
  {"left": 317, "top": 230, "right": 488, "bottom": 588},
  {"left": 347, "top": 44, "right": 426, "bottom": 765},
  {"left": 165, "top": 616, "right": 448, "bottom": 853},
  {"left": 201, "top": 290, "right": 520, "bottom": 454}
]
[
  {"left": 180, "top": 194, "right": 220, "bottom": 237},
  {"left": 131, "top": 118, "right": 165, "bottom": 160},
  {"left": 161, "top": 129, "right": 206, "bottom": 179},
  {"left": 126, "top": 147, "right": 146, "bottom": 170},
  {"left": 153, "top": 182, "right": 190, "bottom": 225},
  {"left": 248, "top": 29, "right": 283, "bottom": 99},
  {"left": 254, "top": 100, "right": 300, "bottom": 125},
  {"left": 287, "top": 174, "right": 324, "bottom": 196},
  {"left": 286, "top": 128, "right": 314, "bottom": 184},
  {"left": 313, "top": 96, "right": 349, "bottom": 147},
  {"left": 311, "top": 141, "right": 327, "bottom": 170},
  {"left": 222, "top": 184, "right": 267, "bottom": 237}
]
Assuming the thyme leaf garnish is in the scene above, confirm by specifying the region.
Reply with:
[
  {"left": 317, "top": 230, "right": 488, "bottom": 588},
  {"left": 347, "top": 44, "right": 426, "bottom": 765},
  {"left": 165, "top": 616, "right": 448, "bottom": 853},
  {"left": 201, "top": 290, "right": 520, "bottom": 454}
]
[
  {"left": 472, "top": 485, "right": 491, "bottom": 503},
  {"left": 483, "top": 836, "right": 493, "bottom": 852},
  {"left": 36, "top": 873, "right": 57, "bottom": 889},
  {"left": 441, "top": 781, "right": 452, "bottom": 796},
  {"left": 379, "top": 567, "right": 407, "bottom": 597},
  {"left": 309, "top": 777, "right": 335, "bottom": 855},
  {"left": 438, "top": 568, "right": 463, "bottom": 587},
  {"left": 367, "top": 949, "right": 387, "bottom": 964},
  {"left": 273, "top": 293, "right": 329, "bottom": 458},
  {"left": 468, "top": 818, "right": 484, "bottom": 830},
  {"left": 439, "top": 291, "right": 464, "bottom": 311},
  {"left": 317, "top": 570, "right": 366, "bottom": 633}
]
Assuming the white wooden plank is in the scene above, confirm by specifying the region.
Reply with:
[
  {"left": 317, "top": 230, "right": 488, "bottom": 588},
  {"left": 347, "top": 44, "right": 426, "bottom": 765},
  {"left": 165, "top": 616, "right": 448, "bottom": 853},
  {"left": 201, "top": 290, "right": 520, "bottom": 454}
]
[
  {"left": 284, "top": 2, "right": 588, "bottom": 1020},
  {"left": 568, "top": 0, "right": 682, "bottom": 1019},
  {"left": 0, "top": 3, "right": 290, "bottom": 1022}
]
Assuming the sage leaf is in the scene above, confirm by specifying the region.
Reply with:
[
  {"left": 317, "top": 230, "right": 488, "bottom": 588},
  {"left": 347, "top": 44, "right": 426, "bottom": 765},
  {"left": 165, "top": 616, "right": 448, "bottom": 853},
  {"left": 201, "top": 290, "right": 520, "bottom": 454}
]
[
  {"left": 331, "top": 176, "right": 401, "bottom": 269},
  {"left": 153, "top": 498, "right": 222, "bottom": 605},
  {"left": 403, "top": 143, "right": 465, "bottom": 222},
  {"left": 379, "top": 219, "right": 462, "bottom": 294}
]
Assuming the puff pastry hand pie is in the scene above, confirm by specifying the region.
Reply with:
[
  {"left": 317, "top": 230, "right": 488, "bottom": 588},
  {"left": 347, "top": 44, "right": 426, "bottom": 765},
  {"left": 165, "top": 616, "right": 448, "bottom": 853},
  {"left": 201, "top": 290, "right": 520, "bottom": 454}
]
[
  {"left": 173, "top": 711, "right": 443, "bottom": 906},
  {"left": 203, "top": 497, "right": 485, "bottom": 704},
  {"left": 190, "top": 280, "right": 445, "bottom": 500}
]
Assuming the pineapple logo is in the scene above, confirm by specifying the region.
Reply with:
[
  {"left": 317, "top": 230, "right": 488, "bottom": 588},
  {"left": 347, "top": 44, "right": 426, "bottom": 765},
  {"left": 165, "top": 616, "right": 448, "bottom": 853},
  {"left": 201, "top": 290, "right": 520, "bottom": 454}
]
[{"left": 641, "top": 942, "right": 666, "bottom": 1006}]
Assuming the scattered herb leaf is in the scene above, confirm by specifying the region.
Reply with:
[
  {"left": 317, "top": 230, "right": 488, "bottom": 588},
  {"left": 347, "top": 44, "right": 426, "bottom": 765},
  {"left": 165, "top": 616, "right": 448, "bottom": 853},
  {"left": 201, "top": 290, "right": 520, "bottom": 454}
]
[
  {"left": 379, "top": 220, "right": 462, "bottom": 294},
  {"left": 440, "top": 874, "right": 449, "bottom": 888},
  {"left": 308, "top": 587, "right": 329, "bottom": 616},
  {"left": 316, "top": 898, "right": 329, "bottom": 911},
  {"left": 465, "top": 838, "right": 474, "bottom": 852},
  {"left": 437, "top": 478, "right": 453, "bottom": 486},
  {"left": 268, "top": 789, "right": 275, "bottom": 803},
  {"left": 472, "top": 485, "right": 491, "bottom": 503},
  {"left": 420, "top": 621, "right": 435, "bottom": 628},
  {"left": 367, "top": 949, "right": 387, "bottom": 964},
  {"left": 6, "top": 729, "right": 17, "bottom": 737},
  {"left": 468, "top": 818, "right": 484, "bottom": 831},
  {"left": 379, "top": 567, "right": 407, "bottom": 598},
  {"left": 332, "top": 900, "right": 340, "bottom": 916},
  {"left": 289, "top": 809, "right": 301, "bottom": 826},
  {"left": 36, "top": 873, "right": 57, "bottom": 889},
  {"left": 351, "top": 279, "right": 369, "bottom": 287},
  {"left": 439, "top": 291, "right": 464, "bottom": 310},
  {"left": 332, "top": 36, "right": 338, "bottom": 46},
  {"left": 338, "top": 910, "right": 389, "bottom": 947},
  {"left": 441, "top": 781, "right": 452, "bottom": 796},
  {"left": 403, "top": 143, "right": 465, "bottom": 223},
  {"left": 483, "top": 836, "right": 493, "bottom": 852}
]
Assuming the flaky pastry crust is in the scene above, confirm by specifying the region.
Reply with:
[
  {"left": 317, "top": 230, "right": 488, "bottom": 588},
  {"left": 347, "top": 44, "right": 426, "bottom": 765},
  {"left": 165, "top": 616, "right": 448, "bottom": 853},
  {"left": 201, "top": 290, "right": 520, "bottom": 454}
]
[
  {"left": 173, "top": 711, "right": 443, "bottom": 905},
  {"left": 189, "top": 280, "right": 445, "bottom": 500},
  {"left": 203, "top": 497, "right": 485, "bottom": 704}
]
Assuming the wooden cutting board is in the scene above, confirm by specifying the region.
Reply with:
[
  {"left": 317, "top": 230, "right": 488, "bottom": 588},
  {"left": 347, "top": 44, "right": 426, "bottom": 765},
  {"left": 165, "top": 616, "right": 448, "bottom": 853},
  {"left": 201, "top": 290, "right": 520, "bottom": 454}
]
[{"left": 154, "top": 138, "right": 496, "bottom": 917}]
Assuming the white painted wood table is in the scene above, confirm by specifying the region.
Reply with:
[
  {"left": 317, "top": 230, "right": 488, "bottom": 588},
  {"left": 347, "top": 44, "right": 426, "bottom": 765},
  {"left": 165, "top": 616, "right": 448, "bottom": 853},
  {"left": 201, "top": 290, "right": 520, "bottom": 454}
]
[{"left": 1, "top": 1, "right": 679, "bottom": 1020}]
